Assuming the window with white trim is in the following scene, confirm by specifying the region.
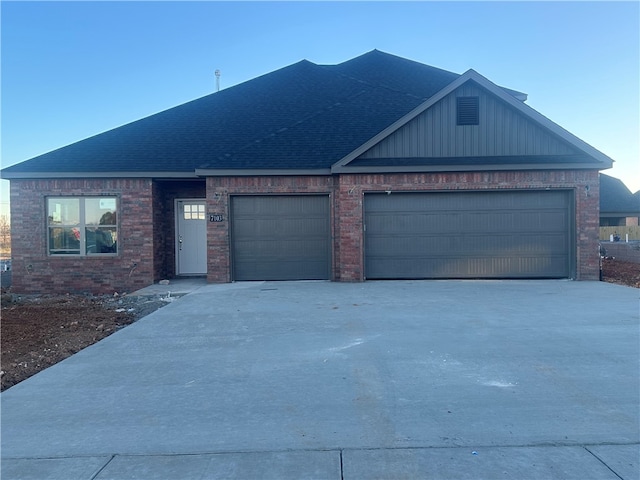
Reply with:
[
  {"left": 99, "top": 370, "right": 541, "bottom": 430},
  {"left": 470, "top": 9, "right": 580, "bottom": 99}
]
[{"left": 47, "top": 197, "right": 118, "bottom": 255}]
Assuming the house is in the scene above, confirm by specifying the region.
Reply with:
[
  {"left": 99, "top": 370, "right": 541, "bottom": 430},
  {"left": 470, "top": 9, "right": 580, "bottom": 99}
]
[
  {"left": 1, "top": 50, "right": 613, "bottom": 294},
  {"left": 599, "top": 173, "right": 640, "bottom": 227}
]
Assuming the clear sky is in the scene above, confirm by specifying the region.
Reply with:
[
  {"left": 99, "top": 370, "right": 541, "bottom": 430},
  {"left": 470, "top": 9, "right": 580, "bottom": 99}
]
[{"left": 1, "top": 1, "right": 639, "bottom": 218}]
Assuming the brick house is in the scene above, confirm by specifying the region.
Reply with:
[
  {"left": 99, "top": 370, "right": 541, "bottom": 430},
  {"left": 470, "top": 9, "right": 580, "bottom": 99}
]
[{"left": 1, "top": 50, "right": 613, "bottom": 294}]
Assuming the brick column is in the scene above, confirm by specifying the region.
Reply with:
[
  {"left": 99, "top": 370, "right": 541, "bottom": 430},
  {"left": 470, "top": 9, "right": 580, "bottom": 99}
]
[{"left": 336, "top": 175, "right": 364, "bottom": 281}]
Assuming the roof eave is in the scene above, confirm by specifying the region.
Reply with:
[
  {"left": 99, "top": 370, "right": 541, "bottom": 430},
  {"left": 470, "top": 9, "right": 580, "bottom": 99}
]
[
  {"left": 600, "top": 211, "right": 640, "bottom": 217},
  {"left": 333, "top": 163, "right": 610, "bottom": 175},
  {"left": 195, "top": 168, "right": 332, "bottom": 177},
  {"left": 0, "top": 171, "right": 199, "bottom": 180}
]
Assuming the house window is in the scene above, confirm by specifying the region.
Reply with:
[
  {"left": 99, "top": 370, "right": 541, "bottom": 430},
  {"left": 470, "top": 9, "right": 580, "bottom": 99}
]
[
  {"left": 457, "top": 96, "right": 479, "bottom": 125},
  {"left": 183, "top": 203, "right": 205, "bottom": 220},
  {"left": 47, "top": 197, "right": 118, "bottom": 255}
]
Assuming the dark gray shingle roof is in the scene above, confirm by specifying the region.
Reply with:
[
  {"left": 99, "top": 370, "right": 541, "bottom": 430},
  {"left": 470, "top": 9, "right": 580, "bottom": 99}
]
[
  {"left": 0, "top": 50, "right": 543, "bottom": 177},
  {"left": 600, "top": 174, "right": 640, "bottom": 214}
]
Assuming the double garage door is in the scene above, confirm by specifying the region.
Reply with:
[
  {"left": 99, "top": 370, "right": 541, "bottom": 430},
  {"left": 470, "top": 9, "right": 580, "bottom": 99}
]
[
  {"left": 230, "top": 191, "right": 573, "bottom": 281},
  {"left": 365, "top": 190, "right": 573, "bottom": 279}
]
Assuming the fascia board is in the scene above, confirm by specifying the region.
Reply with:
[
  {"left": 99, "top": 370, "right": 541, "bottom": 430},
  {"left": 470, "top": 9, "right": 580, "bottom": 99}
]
[
  {"left": 332, "top": 69, "right": 614, "bottom": 173},
  {"left": 334, "top": 163, "right": 611, "bottom": 174},
  {"left": 194, "top": 168, "right": 332, "bottom": 177},
  {"left": 0, "top": 171, "right": 199, "bottom": 180},
  {"left": 600, "top": 211, "right": 640, "bottom": 217}
]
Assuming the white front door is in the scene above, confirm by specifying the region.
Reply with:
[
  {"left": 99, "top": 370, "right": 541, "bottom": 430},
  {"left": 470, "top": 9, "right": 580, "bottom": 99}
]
[{"left": 176, "top": 200, "right": 207, "bottom": 275}]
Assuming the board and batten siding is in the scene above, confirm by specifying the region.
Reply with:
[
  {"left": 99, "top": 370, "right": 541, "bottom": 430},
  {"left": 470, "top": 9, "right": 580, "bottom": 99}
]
[{"left": 359, "top": 83, "right": 576, "bottom": 159}]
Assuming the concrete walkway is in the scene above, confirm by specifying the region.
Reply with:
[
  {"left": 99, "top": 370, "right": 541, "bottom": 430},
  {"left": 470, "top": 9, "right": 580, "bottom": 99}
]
[
  {"left": 129, "top": 276, "right": 208, "bottom": 297},
  {"left": 2, "top": 280, "right": 638, "bottom": 479}
]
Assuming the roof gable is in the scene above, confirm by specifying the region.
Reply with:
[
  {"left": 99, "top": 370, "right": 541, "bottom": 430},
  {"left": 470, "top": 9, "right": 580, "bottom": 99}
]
[{"left": 333, "top": 69, "right": 613, "bottom": 173}]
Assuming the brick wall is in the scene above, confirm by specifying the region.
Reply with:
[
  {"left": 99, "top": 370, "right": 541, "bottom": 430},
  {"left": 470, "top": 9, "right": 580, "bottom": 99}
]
[
  {"left": 336, "top": 170, "right": 601, "bottom": 281},
  {"left": 10, "top": 179, "right": 155, "bottom": 294},
  {"left": 9, "top": 170, "right": 600, "bottom": 293},
  {"left": 152, "top": 180, "right": 206, "bottom": 280}
]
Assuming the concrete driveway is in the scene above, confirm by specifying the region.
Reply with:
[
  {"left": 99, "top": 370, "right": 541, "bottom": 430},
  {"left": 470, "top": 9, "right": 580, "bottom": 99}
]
[{"left": 2, "top": 280, "right": 638, "bottom": 479}]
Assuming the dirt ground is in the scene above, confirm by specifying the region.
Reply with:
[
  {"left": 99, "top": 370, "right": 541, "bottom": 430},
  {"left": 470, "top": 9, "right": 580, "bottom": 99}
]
[
  {"left": 1, "top": 293, "right": 169, "bottom": 391},
  {"left": 600, "top": 258, "right": 640, "bottom": 288},
  {"left": 1, "top": 260, "right": 639, "bottom": 392}
]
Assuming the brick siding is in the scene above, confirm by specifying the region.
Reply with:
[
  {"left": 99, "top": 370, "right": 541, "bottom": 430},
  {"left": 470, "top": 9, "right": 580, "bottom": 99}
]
[
  {"left": 152, "top": 180, "right": 206, "bottom": 280},
  {"left": 205, "top": 176, "right": 337, "bottom": 283},
  {"left": 8, "top": 170, "right": 601, "bottom": 294},
  {"left": 10, "top": 179, "right": 156, "bottom": 294},
  {"left": 336, "top": 170, "right": 600, "bottom": 281}
]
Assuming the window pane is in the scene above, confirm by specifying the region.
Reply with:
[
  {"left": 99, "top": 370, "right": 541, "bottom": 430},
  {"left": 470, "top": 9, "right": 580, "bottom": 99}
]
[
  {"left": 48, "top": 198, "right": 80, "bottom": 225},
  {"left": 49, "top": 227, "right": 81, "bottom": 254},
  {"left": 85, "top": 197, "right": 117, "bottom": 225},
  {"left": 183, "top": 203, "right": 205, "bottom": 220},
  {"left": 47, "top": 197, "right": 118, "bottom": 256},
  {"left": 86, "top": 227, "right": 117, "bottom": 254}
]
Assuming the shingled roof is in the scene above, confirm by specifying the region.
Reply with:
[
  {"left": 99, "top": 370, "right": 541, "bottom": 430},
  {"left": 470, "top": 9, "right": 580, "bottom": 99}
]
[
  {"left": 1, "top": 50, "right": 608, "bottom": 179},
  {"left": 600, "top": 173, "right": 640, "bottom": 215},
  {"left": 0, "top": 50, "right": 518, "bottom": 178}
]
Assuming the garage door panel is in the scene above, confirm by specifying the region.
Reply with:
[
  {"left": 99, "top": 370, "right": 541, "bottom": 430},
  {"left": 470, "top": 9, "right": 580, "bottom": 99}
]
[
  {"left": 237, "top": 259, "right": 330, "bottom": 281},
  {"left": 367, "top": 254, "right": 568, "bottom": 279},
  {"left": 235, "top": 218, "right": 328, "bottom": 237},
  {"left": 234, "top": 239, "right": 329, "bottom": 258},
  {"left": 365, "top": 191, "right": 571, "bottom": 279},
  {"left": 231, "top": 196, "right": 331, "bottom": 281},
  {"left": 367, "top": 231, "right": 568, "bottom": 257}
]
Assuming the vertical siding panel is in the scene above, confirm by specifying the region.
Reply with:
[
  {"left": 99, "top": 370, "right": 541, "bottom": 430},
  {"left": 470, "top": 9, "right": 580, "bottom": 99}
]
[
  {"left": 439, "top": 97, "right": 447, "bottom": 157},
  {"left": 417, "top": 113, "right": 425, "bottom": 157},
  {"left": 434, "top": 101, "right": 443, "bottom": 157},
  {"left": 453, "top": 94, "right": 459, "bottom": 156},
  {"left": 427, "top": 108, "right": 435, "bottom": 157},
  {"left": 531, "top": 127, "right": 538, "bottom": 155},
  {"left": 416, "top": 114, "right": 421, "bottom": 157},
  {"left": 355, "top": 84, "right": 579, "bottom": 161}
]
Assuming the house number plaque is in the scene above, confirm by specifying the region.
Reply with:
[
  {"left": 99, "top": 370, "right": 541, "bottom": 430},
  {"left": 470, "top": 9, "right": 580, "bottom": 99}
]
[{"left": 209, "top": 214, "right": 224, "bottom": 222}]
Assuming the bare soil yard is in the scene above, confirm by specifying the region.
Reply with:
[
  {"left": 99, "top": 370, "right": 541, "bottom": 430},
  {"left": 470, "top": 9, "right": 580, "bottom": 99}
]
[
  {"left": 1, "top": 293, "right": 168, "bottom": 391},
  {"left": 1, "top": 260, "right": 638, "bottom": 391}
]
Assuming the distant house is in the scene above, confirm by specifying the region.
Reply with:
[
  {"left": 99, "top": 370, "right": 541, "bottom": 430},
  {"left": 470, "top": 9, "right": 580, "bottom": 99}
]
[
  {"left": 599, "top": 174, "right": 640, "bottom": 226},
  {"left": 1, "top": 50, "right": 613, "bottom": 294}
]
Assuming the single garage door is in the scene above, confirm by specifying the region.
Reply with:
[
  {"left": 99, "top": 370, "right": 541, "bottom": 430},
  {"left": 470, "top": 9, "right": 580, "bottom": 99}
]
[
  {"left": 364, "top": 190, "right": 572, "bottom": 279},
  {"left": 231, "top": 195, "right": 331, "bottom": 281}
]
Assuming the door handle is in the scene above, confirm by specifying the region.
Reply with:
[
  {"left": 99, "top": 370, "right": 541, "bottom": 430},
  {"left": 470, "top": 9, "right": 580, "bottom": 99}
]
[{"left": 179, "top": 235, "right": 183, "bottom": 251}]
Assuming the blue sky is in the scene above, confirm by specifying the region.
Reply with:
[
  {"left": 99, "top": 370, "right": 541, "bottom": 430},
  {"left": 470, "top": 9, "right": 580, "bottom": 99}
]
[{"left": 1, "top": 1, "right": 639, "bottom": 217}]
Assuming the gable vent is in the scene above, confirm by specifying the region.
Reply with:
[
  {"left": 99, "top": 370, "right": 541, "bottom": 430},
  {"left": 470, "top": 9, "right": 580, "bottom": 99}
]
[{"left": 457, "top": 96, "right": 479, "bottom": 125}]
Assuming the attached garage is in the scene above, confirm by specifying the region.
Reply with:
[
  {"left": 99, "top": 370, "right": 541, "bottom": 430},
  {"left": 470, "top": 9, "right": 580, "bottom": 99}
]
[
  {"left": 231, "top": 195, "right": 331, "bottom": 281},
  {"left": 364, "top": 190, "right": 573, "bottom": 279}
]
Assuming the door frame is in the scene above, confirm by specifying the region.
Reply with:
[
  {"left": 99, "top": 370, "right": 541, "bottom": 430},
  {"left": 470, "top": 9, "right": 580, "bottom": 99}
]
[{"left": 174, "top": 198, "right": 208, "bottom": 276}]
